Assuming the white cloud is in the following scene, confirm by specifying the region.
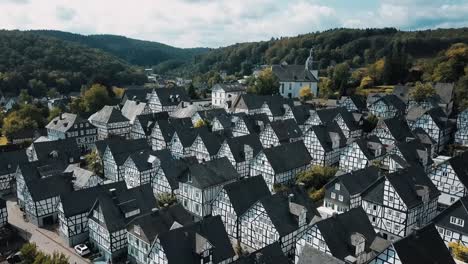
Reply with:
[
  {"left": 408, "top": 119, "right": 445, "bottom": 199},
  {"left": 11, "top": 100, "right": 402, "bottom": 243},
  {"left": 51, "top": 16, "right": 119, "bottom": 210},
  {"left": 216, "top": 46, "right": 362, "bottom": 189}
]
[{"left": 0, "top": 0, "right": 466, "bottom": 48}]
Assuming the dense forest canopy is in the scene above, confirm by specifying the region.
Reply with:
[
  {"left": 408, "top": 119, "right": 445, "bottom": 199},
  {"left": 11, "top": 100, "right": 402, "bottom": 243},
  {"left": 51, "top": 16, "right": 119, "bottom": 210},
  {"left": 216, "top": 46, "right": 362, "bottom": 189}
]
[
  {"left": 163, "top": 27, "right": 468, "bottom": 76},
  {"left": 29, "top": 30, "right": 210, "bottom": 67},
  {"left": 0, "top": 30, "right": 147, "bottom": 96}
]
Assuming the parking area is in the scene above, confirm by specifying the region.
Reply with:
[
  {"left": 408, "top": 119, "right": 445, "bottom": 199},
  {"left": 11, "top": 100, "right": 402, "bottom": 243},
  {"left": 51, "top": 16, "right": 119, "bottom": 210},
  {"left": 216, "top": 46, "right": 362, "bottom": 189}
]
[{"left": 5, "top": 197, "right": 89, "bottom": 264}]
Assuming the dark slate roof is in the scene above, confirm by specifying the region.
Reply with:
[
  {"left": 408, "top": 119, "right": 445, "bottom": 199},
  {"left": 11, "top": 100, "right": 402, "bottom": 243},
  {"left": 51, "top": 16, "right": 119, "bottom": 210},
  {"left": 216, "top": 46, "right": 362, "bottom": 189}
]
[
  {"left": 195, "top": 108, "right": 228, "bottom": 122},
  {"left": 434, "top": 82, "right": 454, "bottom": 104},
  {"left": 362, "top": 177, "right": 385, "bottom": 204},
  {"left": 382, "top": 116, "right": 413, "bottom": 142},
  {"left": 296, "top": 245, "right": 344, "bottom": 264},
  {"left": 426, "top": 107, "right": 451, "bottom": 129},
  {"left": 310, "top": 122, "right": 347, "bottom": 152},
  {"left": 316, "top": 108, "right": 342, "bottom": 124},
  {"left": 96, "top": 137, "right": 150, "bottom": 165},
  {"left": 128, "top": 149, "right": 172, "bottom": 172},
  {"left": 269, "top": 119, "right": 302, "bottom": 142},
  {"left": 60, "top": 182, "right": 127, "bottom": 217},
  {"left": 89, "top": 184, "right": 157, "bottom": 232},
  {"left": 179, "top": 157, "right": 240, "bottom": 189},
  {"left": 152, "top": 87, "right": 189, "bottom": 107},
  {"left": 158, "top": 215, "right": 235, "bottom": 264},
  {"left": 18, "top": 160, "right": 68, "bottom": 183},
  {"left": 127, "top": 204, "right": 193, "bottom": 243},
  {"left": 46, "top": 113, "right": 90, "bottom": 132},
  {"left": 448, "top": 151, "right": 468, "bottom": 188},
  {"left": 411, "top": 127, "right": 436, "bottom": 145},
  {"left": 197, "top": 130, "right": 225, "bottom": 156},
  {"left": 372, "top": 94, "right": 406, "bottom": 112},
  {"left": 122, "top": 87, "right": 150, "bottom": 103},
  {"left": 326, "top": 166, "right": 381, "bottom": 195},
  {"left": 31, "top": 139, "right": 80, "bottom": 163},
  {"left": 260, "top": 193, "right": 300, "bottom": 236},
  {"left": 89, "top": 105, "right": 129, "bottom": 124},
  {"left": 288, "top": 104, "right": 313, "bottom": 125},
  {"left": 315, "top": 207, "right": 377, "bottom": 261},
  {"left": 263, "top": 141, "right": 312, "bottom": 173},
  {"left": 0, "top": 149, "right": 28, "bottom": 175},
  {"left": 0, "top": 198, "right": 6, "bottom": 209},
  {"left": 345, "top": 95, "right": 367, "bottom": 111},
  {"left": 160, "top": 157, "right": 197, "bottom": 190},
  {"left": 225, "top": 134, "right": 263, "bottom": 163},
  {"left": 212, "top": 83, "right": 246, "bottom": 92},
  {"left": 175, "top": 127, "right": 209, "bottom": 148},
  {"left": 26, "top": 173, "right": 74, "bottom": 201},
  {"left": 135, "top": 112, "right": 170, "bottom": 135},
  {"left": 395, "top": 140, "right": 433, "bottom": 168},
  {"left": 232, "top": 242, "right": 290, "bottom": 264},
  {"left": 156, "top": 117, "right": 193, "bottom": 142},
  {"left": 240, "top": 113, "right": 270, "bottom": 134},
  {"left": 386, "top": 166, "right": 440, "bottom": 208},
  {"left": 433, "top": 196, "right": 468, "bottom": 235},
  {"left": 233, "top": 94, "right": 293, "bottom": 116},
  {"left": 392, "top": 224, "right": 455, "bottom": 264},
  {"left": 223, "top": 176, "right": 270, "bottom": 216},
  {"left": 354, "top": 136, "right": 385, "bottom": 160},
  {"left": 212, "top": 114, "right": 233, "bottom": 130},
  {"left": 271, "top": 64, "right": 318, "bottom": 82}
]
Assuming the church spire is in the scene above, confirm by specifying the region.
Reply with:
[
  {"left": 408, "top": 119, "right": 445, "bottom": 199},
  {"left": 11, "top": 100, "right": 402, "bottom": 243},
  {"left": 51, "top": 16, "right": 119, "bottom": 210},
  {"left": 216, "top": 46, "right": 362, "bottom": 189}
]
[{"left": 305, "top": 48, "right": 314, "bottom": 72}]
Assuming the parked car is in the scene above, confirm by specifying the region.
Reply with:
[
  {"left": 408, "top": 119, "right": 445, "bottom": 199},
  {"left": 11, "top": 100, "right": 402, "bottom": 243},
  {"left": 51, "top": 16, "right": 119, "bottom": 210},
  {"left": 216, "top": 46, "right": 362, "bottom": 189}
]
[
  {"left": 74, "top": 244, "right": 90, "bottom": 256},
  {"left": 6, "top": 252, "right": 23, "bottom": 263}
]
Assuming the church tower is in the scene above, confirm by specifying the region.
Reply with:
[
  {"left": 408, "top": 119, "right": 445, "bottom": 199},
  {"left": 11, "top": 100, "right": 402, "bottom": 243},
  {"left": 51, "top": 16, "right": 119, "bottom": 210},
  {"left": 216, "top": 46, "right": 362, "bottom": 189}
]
[{"left": 305, "top": 48, "right": 318, "bottom": 80}]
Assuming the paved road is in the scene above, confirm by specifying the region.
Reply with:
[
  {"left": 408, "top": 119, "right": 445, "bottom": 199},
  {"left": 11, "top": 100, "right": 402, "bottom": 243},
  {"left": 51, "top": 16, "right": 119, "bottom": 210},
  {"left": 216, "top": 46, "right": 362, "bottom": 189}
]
[{"left": 6, "top": 198, "right": 89, "bottom": 264}]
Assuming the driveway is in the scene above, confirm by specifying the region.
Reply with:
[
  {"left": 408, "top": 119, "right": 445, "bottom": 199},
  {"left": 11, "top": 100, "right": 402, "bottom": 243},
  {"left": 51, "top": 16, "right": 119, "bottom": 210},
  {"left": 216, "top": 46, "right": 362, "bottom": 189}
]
[{"left": 5, "top": 198, "right": 89, "bottom": 264}]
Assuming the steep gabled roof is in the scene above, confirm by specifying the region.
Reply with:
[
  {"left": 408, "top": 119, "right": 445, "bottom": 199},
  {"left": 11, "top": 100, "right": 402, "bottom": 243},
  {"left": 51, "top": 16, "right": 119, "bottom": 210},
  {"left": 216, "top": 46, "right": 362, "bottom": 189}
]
[
  {"left": 179, "top": 157, "right": 240, "bottom": 189},
  {"left": 347, "top": 95, "right": 367, "bottom": 111},
  {"left": 310, "top": 122, "right": 347, "bottom": 152},
  {"left": 135, "top": 112, "right": 169, "bottom": 135},
  {"left": 26, "top": 172, "right": 74, "bottom": 201},
  {"left": 262, "top": 141, "right": 312, "bottom": 173},
  {"left": 271, "top": 64, "right": 318, "bottom": 82},
  {"left": 89, "top": 105, "right": 129, "bottom": 124},
  {"left": 315, "top": 207, "right": 377, "bottom": 261},
  {"left": 152, "top": 87, "right": 189, "bottom": 107},
  {"left": 160, "top": 157, "right": 197, "bottom": 190},
  {"left": 392, "top": 224, "right": 455, "bottom": 264},
  {"left": 269, "top": 119, "right": 302, "bottom": 142},
  {"left": 46, "top": 113, "right": 89, "bottom": 132},
  {"left": 223, "top": 176, "right": 270, "bottom": 216},
  {"left": 31, "top": 138, "right": 80, "bottom": 163},
  {"left": 128, "top": 149, "right": 172, "bottom": 172},
  {"left": 386, "top": 166, "right": 440, "bottom": 208},
  {"left": 156, "top": 117, "right": 193, "bottom": 142},
  {"left": 376, "top": 94, "right": 406, "bottom": 112},
  {"left": 224, "top": 134, "right": 263, "bottom": 162},
  {"left": 433, "top": 196, "right": 468, "bottom": 234},
  {"left": 232, "top": 242, "right": 290, "bottom": 264},
  {"left": 0, "top": 149, "right": 28, "bottom": 175},
  {"left": 326, "top": 166, "right": 381, "bottom": 195},
  {"left": 382, "top": 116, "right": 413, "bottom": 142},
  {"left": 288, "top": 104, "right": 313, "bottom": 125},
  {"left": 448, "top": 151, "right": 468, "bottom": 188},
  {"left": 212, "top": 83, "right": 246, "bottom": 92},
  {"left": 434, "top": 82, "right": 454, "bottom": 104},
  {"left": 121, "top": 100, "right": 147, "bottom": 123}
]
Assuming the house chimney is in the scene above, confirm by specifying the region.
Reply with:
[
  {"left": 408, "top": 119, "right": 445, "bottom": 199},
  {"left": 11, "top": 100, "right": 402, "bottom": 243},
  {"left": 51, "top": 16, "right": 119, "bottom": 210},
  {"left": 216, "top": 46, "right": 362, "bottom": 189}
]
[
  {"left": 416, "top": 185, "right": 430, "bottom": 204},
  {"left": 109, "top": 188, "right": 117, "bottom": 198},
  {"left": 59, "top": 113, "right": 63, "bottom": 120},
  {"left": 329, "top": 132, "right": 340, "bottom": 149},
  {"left": 350, "top": 233, "right": 366, "bottom": 257}
]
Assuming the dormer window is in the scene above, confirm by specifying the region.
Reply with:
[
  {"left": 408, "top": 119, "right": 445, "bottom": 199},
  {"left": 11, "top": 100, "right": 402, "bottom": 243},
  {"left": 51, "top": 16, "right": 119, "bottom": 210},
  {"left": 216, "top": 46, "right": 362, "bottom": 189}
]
[
  {"left": 450, "top": 216, "right": 464, "bottom": 227},
  {"left": 335, "top": 183, "right": 340, "bottom": 191},
  {"left": 134, "top": 226, "right": 141, "bottom": 235}
]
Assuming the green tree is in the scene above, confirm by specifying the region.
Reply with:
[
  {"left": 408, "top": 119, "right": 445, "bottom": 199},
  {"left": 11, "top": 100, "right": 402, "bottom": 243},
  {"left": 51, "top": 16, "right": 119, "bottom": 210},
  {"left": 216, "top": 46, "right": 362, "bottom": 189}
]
[
  {"left": 20, "top": 243, "right": 39, "bottom": 264},
  {"left": 2, "top": 104, "right": 45, "bottom": 140},
  {"left": 249, "top": 68, "right": 279, "bottom": 95},
  {"left": 296, "top": 165, "right": 337, "bottom": 190},
  {"left": 18, "top": 89, "right": 32, "bottom": 105},
  {"left": 456, "top": 74, "right": 468, "bottom": 110},
  {"left": 46, "top": 87, "right": 59, "bottom": 98},
  {"left": 82, "top": 84, "right": 112, "bottom": 113},
  {"left": 410, "top": 82, "right": 436, "bottom": 102},
  {"left": 186, "top": 83, "right": 198, "bottom": 99},
  {"left": 85, "top": 150, "right": 103, "bottom": 175},
  {"left": 332, "top": 62, "right": 350, "bottom": 95},
  {"left": 363, "top": 114, "right": 379, "bottom": 133},
  {"left": 48, "top": 107, "right": 61, "bottom": 122}
]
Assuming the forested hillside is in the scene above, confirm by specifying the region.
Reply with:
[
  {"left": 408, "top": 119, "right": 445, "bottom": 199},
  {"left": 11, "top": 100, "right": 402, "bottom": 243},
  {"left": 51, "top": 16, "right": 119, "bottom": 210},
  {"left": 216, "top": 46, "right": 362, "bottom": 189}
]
[
  {"left": 167, "top": 28, "right": 468, "bottom": 76},
  {"left": 30, "top": 30, "right": 210, "bottom": 67},
  {"left": 0, "top": 30, "right": 146, "bottom": 96}
]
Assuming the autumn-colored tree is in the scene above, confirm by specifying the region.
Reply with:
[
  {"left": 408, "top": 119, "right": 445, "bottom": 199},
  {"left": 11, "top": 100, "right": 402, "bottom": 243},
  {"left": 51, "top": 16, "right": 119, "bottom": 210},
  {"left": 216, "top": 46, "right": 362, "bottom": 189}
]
[
  {"left": 360, "top": 76, "right": 374, "bottom": 89},
  {"left": 296, "top": 165, "right": 337, "bottom": 191},
  {"left": 299, "top": 86, "right": 313, "bottom": 101},
  {"left": 368, "top": 59, "right": 385, "bottom": 83},
  {"left": 194, "top": 119, "right": 207, "bottom": 128},
  {"left": 2, "top": 104, "right": 45, "bottom": 140},
  {"left": 157, "top": 192, "right": 177, "bottom": 207},
  {"left": 318, "top": 77, "right": 333, "bottom": 99},
  {"left": 449, "top": 242, "right": 468, "bottom": 262},
  {"left": 410, "top": 82, "right": 436, "bottom": 102},
  {"left": 85, "top": 150, "right": 103, "bottom": 175}
]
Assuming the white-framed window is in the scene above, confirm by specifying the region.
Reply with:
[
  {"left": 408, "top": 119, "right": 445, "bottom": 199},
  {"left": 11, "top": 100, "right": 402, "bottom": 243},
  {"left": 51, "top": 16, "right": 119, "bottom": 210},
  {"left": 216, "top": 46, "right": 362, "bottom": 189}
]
[
  {"left": 450, "top": 216, "right": 465, "bottom": 227},
  {"left": 331, "top": 192, "right": 336, "bottom": 199},
  {"left": 438, "top": 227, "right": 444, "bottom": 234},
  {"left": 446, "top": 230, "right": 453, "bottom": 236},
  {"left": 335, "top": 183, "right": 340, "bottom": 191},
  {"left": 338, "top": 195, "right": 343, "bottom": 202}
]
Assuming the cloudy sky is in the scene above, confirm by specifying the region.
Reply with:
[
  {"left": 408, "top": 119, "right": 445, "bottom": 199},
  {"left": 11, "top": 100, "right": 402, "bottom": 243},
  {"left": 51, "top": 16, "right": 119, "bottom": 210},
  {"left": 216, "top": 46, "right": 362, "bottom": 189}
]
[{"left": 0, "top": 0, "right": 467, "bottom": 48}]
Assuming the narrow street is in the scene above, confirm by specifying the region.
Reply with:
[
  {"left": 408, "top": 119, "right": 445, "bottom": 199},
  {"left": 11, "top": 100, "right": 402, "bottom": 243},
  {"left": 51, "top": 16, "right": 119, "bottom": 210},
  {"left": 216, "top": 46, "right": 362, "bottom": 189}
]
[{"left": 5, "top": 198, "right": 89, "bottom": 264}]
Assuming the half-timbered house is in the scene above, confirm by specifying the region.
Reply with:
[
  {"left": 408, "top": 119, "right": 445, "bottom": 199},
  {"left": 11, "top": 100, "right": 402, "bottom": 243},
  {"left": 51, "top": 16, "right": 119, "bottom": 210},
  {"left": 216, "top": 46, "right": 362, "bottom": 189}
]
[
  {"left": 361, "top": 166, "right": 439, "bottom": 240},
  {"left": 232, "top": 242, "right": 290, "bottom": 264},
  {"left": 152, "top": 157, "right": 197, "bottom": 197},
  {"left": 455, "top": 109, "right": 468, "bottom": 146},
  {"left": 150, "top": 117, "right": 193, "bottom": 150},
  {"left": 368, "top": 224, "right": 455, "bottom": 264},
  {"left": 88, "top": 184, "right": 157, "bottom": 262},
  {"left": 216, "top": 134, "right": 263, "bottom": 177},
  {"left": 240, "top": 188, "right": 321, "bottom": 257},
  {"left": 169, "top": 127, "right": 208, "bottom": 159},
  {"left": 339, "top": 136, "right": 385, "bottom": 173},
  {"left": 88, "top": 105, "right": 131, "bottom": 140},
  {"left": 212, "top": 176, "right": 271, "bottom": 242},
  {"left": 129, "top": 112, "right": 169, "bottom": 141},
  {"left": 296, "top": 207, "right": 385, "bottom": 264},
  {"left": 46, "top": 113, "right": 98, "bottom": 151},
  {"left": 126, "top": 204, "right": 194, "bottom": 264},
  {"left": 189, "top": 130, "right": 225, "bottom": 163},
  {"left": 121, "top": 99, "right": 152, "bottom": 124},
  {"left": 191, "top": 108, "right": 228, "bottom": 125},
  {"left": 368, "top": 95, "right": 406, "bottom": 119},
  {"left": 231, "top": 113, "right": 269, "bottom": 137},
  {"left": 122, "top": 149, "right": 172, "bottom": 189},
  {"left": 230, "top": 94, "right": 293, "bottom": 121},
  {"left": 259, "top": 119, "right": 302, "bottom": 148},
  {"left": 433, "top": 196, "right": 468, "bottom": 246},
  {"left": 371, "top": 116, "right": 414, "bottom": 146},
  {"left": 323, "top": 166, "right": 381, "bottom": 214},
  {"left": 283, "top": 104, "right": 314, "bottom": 132},
  {"left": 251, "top": 141, "right": 312, "bottom": 193},
  {"left": 340, "top": 95, "right": 367, "bottom": 113},
  {"left": 178, "top": 157, "right": 240, "bottom": 218},
  {"left": 22, "top": 172, "right": 74, "bottom": 227},
  {"left": 148, "top": 215, "right": 235, "bottom": 264},
  {"left": 383, "top": 139, "right": 433, "bottom": 173},
  {"left": 148, "top": 87, "right": 189, "bottom": 113},
  {"left": 410, "top": 107, "right": 455, "bottom": 153},
  {"left": 27, "top": 138, "right": 80, "bottom": 164},
  {"left": 303, "top": 123, "right": 346, "bottom": 166},
  {"left": 428, "top": 151, "right": 468, "bottom": 207},
  {"left": 64, "top": 164, "right": 103, "bottom": 190},
  {"left": 58, "top": 182, "right": 127, "bottom": 246},
  {"left": 0, "top": 149, "right": 28, "bottom": 193},
  {"left": 211, "top": 83, "right": 246, "bottom": 109}
]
